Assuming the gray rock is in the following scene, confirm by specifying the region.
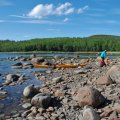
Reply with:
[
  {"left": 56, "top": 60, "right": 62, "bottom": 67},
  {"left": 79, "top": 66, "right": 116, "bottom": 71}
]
[
  {"left": 31, "top": 93, "right": 51, "bottom": 108},
  {"left": 107, "top": 65, "right": 120, "bottom": 83},
  {"left": 12, "top": 65, "right": 23, "bottom": 69},
  {"left": 23, "top": 84, "right": 39, "bottom": 98},
  {"left": 62, "top": 98, "right": 69, "bottom": 104},
  {"left": 23, "top": 62, "right": 33, "bottom": 66},
  {"left": 96, "top": 76, "right": 113, "bottom": 85},
  {"left": 78, "top": 114, "right": 84, "bottom": 120},
  {"left": 52, "top": 77, "right": 63, "bottom": 83},
  {"left": 5, "top": 74, "right": 19, "bottom": 84},
  {"left": 0, "top": 114, "right": 5, "bottom": 119},
  {"left": 31, "top": 57, "right": 45, "bottom": 64},
  {"left": 74, "top": 86, "right": 106, "bottom": 107},
  {"left": 30, "top": 54, "right": 36, "bottom": 59},
  {"left": 12, "top": 62, "right": 23, "bottom": 69},
  {"left": 12, "top": 62, "right": 22, "bottom": 66},
  {"left": 74, "top": 69, "right": 88, "bottom": 74},
  {"left": 83, "top": 106, "right": 101, "bottom": 120},
  {"left": 22, "top": 103, "right": 32, "bottom": 109}
]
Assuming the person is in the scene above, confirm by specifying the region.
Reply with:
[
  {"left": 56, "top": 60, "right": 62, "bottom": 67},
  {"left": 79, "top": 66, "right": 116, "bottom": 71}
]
[{"left": 100, "top": 50, "right": 107, "bottom": 66}]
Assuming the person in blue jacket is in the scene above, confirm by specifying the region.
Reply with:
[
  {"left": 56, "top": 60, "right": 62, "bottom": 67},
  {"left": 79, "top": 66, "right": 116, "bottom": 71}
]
[
  {"left": 100, "top": 50, "right": 107, "bottom": 60},
  {"left": 100, "top": 50, "right": 107, "bottom": 66}
]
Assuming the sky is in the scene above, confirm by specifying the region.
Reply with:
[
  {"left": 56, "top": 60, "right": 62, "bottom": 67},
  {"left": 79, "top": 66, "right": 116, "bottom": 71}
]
[{"left": 0, "top": 0, "right": 120, "bottom": 40}]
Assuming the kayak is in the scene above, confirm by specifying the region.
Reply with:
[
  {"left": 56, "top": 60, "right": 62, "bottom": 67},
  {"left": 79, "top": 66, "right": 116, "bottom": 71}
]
[
  {"left": 33, "top": 63, "right": 86, "bottom": 68},
  {"left": 33, "top": 64, "right": 55, "bottom": 68}
]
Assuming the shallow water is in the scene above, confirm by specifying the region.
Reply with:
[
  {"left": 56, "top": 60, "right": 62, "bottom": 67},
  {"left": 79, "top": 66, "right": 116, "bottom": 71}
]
[
  {"left": 0, "top": 52, "right": 96, "bottom": 59},
  {"left": 0, "top": 57, "right": 49, "bottom": 115}
]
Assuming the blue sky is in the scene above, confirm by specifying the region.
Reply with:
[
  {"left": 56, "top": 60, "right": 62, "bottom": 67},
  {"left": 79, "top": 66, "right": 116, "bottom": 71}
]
[{"left": 0, "top": 0, "right": 120, "bottom": 40}]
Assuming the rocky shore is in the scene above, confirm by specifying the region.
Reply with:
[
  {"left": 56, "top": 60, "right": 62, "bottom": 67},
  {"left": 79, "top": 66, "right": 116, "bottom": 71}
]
[{"left": 0, "top": 54, "right": 120, "bottom": 120}]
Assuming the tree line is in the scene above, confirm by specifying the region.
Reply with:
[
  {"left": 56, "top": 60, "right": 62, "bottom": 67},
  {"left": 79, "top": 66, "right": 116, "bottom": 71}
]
[{"left": 0, "top": 35, "right": 120, "bottom": 52}]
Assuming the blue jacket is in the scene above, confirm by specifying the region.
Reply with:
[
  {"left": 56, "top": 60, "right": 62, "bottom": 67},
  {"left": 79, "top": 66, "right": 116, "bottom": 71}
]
[{"left": 100, "top": 51, "right": 106, "bottom": 58}]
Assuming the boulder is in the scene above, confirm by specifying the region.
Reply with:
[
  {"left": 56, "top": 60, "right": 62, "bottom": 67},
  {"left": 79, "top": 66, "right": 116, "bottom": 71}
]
[
  {"left": 83, "top": 106, "right": 101, "bottom": 120},
  {"left": 54, "top": 90, "right": 65, "bottom": 97},
  {"left": 23, "top": 62, "right": 33, "bottom": 69},
  {"left": 23, "top": 85, "right": 39, "bottom": 98},
  {"left": 30, "top": 54, "right": 36, "bottom": 59},
  {"left": 6, "top": 74, "right": 19, "bottom": 84},
  {"left": 96, "top": 76, "right": 113, "bottom": 85},
  {"left": 31, "top": 57, "right": 45, "bottom": 64},
  {"left": 12, "top": 62, "right": 22, "bottom": 66},
  {"left": 31, "top": 93, "right": 51, "bottom": 108},
  {"left": 107, "top": 65, "right": 120, "bottom": 83},
  {"left": 12, "top": 62, "right": 23, "bottom": 69},
  {"left": 22, "top": 103, "right": 32, "bottom": 109},
  {"left": 0, "top": 91, "right": 7, "bottom": 100},
  {"left": 74, "top": 87, "right": 106, "bottom": 107}
]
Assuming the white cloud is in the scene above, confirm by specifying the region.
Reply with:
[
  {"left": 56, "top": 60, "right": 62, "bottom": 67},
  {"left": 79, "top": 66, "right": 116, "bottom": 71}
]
[
  {"left": 27, "top": 3, "right": 86, "bottom": 19},
  {"left": 0, "top": 0, "right": 13, "bottom": 6},
  {"left": 55, "top": 2, "right": 74, "bottom": 15},
  {"left": 10, "top": 14, "right": 30, "bottom": 19},
  {"left": 63, "top": 18, "right": 69, "bottom": 22},
  {"left": 10, "top": 20, "right": 63, "bottom": 24},
  {"left": 28, "top": 4, "right": 54, "bottom": 19},
  {"left": 77, "top": 5, "right": 89, "bottom": 14}
]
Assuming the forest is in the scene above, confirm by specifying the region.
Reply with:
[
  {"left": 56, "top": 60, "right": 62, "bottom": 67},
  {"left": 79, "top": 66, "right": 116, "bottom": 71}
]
[{"left": 0, "top": 35, "right": 120, "bottom": 52}]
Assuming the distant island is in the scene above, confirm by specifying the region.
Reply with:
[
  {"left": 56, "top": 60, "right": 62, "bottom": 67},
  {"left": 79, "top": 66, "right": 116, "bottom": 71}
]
[{"left": 0, "top": 35, "right": 120, "bottom": 52}]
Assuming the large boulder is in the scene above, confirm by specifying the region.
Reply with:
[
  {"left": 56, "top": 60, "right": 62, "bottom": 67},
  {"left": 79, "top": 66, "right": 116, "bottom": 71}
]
[
  {"left": 73, "top": 87, "right": 106, "bottom": 107},
  {"left": 83, "top": 106, "right": 101, "bottom": 120},
  {"left": 107, "top": 65, "right": 120, "bottom": 83},
  {"left": 96, "top": 76, "right": 113, "bottom": 85},
  {"left": 23, "top": 85, "right": 39, "bottom": 98},
  {"left": 31, "top": 93, "right": 51, "bottom": 108},
  {"left": 31, "top": 57, "right": 45, "bottom": 64}
]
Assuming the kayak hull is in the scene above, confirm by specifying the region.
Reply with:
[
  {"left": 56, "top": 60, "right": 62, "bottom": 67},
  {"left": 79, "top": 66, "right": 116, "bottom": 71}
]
[{"left": 33, "top": 64, "right": 86, "bottom": 68}]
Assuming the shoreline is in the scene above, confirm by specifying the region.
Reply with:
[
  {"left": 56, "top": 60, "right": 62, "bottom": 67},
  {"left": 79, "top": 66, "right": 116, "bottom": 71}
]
[{"left": 0, "top": 51, "right": 120, "bottom": 55}]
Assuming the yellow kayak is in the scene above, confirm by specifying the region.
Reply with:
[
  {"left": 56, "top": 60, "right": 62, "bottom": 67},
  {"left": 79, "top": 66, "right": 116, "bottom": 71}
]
[{"left": 33, "top": 63, "right": 86, "bottom": 68}]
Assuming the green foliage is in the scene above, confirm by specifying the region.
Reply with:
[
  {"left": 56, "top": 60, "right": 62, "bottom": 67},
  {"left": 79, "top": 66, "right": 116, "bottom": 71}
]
[{"left": 0, "top": 35, "right": 120, "bottom": 52}]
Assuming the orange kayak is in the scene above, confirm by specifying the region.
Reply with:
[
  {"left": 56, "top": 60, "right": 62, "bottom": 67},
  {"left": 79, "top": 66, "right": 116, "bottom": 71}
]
[
  {"left": 33, "top": 64, "right": 55, "bottom": 68},
  {"left": 33, "top": 64, "right": 86, "bottom": 68}
]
